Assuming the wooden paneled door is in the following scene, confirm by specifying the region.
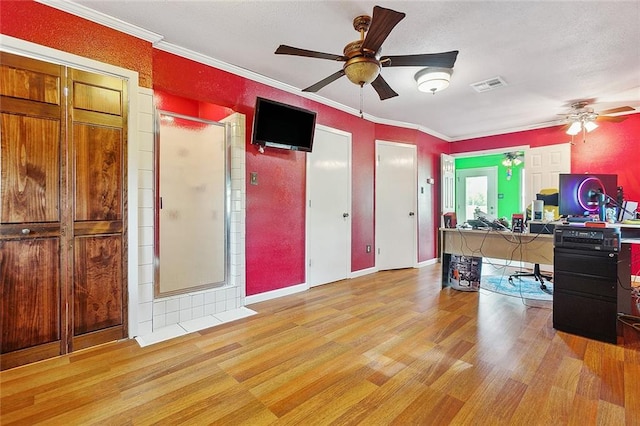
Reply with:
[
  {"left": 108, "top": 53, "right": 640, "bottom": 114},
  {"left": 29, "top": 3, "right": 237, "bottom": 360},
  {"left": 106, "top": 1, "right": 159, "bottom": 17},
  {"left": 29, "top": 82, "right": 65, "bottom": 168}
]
[{"left": 0, "top": 52, "right": 128, "bottom": 370}]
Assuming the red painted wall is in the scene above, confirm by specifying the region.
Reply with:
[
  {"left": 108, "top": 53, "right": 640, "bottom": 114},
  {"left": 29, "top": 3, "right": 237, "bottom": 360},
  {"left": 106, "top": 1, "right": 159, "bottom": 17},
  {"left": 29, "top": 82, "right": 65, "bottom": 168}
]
[
  {"left": 152, "top": 50, "right": 442, "bottom": 294},
  {"left": 449, "top": 115, "right": 640, "bottom": 204},
  {"left": 450, "top": 114, "right": 640, "bottom": 269},
  {"left": 0, "top": 0, "right": 153, "bottom": 88},
  {"left": 4, "top": 1, "right": 637, "bottom": 296}
]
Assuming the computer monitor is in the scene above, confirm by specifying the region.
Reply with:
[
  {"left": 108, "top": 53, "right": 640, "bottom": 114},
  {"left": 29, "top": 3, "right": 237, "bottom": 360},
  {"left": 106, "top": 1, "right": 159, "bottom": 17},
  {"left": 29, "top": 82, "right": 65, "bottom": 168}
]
[{"left": 558, "top": 173, "right": 618, "bottom": 217}]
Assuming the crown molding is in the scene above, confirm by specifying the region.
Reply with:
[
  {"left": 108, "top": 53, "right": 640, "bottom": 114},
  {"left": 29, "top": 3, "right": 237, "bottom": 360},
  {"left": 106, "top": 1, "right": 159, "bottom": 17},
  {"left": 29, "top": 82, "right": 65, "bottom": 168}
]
[
  {"left": 35, "top": 0, "right": 532, "bottom": 143},
  {"left": 449, "top": 120, "right": 567, "bottom": 142},
  {"left": 155, "top": 41, "right": 455, "bottom": 140},
  {"left": 36, "top": 0, "right": 163, "bottom": 43},
  {"left": 35, "top": 1, "right": 455, "bottom": 140}
]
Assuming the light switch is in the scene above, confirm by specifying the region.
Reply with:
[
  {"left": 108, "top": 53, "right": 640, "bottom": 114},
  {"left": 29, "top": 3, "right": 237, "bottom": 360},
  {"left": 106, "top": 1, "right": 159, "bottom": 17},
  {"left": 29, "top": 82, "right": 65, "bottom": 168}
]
[{"left": 250, "top": 172, "right": 258, "bottom": 185}]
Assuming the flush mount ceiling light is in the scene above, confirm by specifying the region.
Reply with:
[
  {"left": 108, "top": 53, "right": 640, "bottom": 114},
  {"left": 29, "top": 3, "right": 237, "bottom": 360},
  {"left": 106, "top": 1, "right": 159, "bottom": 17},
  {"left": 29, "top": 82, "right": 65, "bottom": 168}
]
[{"left": 415, "top": 67, "right": 452, "bottom": 94}]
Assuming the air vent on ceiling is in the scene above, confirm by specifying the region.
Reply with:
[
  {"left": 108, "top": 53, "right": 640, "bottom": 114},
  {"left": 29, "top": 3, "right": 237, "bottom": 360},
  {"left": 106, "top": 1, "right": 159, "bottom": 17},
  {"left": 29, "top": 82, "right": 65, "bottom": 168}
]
[{"left": 470, "top": 76, "right": 507, "bottom": 93}]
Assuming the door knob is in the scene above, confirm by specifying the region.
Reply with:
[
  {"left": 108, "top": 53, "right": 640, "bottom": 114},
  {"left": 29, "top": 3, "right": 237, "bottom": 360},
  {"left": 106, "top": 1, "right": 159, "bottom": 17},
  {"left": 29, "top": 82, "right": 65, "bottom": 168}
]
[
  {"left": 21, "top": 228, "right": 31, "bottom": 235},
  {"left": 409, "top": 212, "right": 415, "bottom": 216},
  {"left": 343, "top": 213, "right": 349, "bottom": 218}
]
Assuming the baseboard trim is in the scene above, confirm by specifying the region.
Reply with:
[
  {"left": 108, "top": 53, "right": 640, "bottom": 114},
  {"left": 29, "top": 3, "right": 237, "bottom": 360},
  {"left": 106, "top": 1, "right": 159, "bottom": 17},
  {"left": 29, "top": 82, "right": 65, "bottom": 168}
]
[
  {"left": 416, "top": 258, "right": 439, "bottom": 268},
  {"left": 350, "top": 267, "right": 377, "bottom": 278},
  {"left": 245, "top": 283, "right": 309, "bottom": 305}
]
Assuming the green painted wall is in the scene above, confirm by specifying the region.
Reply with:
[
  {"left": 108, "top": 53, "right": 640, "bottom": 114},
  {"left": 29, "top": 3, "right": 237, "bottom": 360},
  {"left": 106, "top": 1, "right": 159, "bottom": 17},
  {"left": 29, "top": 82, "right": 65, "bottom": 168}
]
[{"left": 455, "top": 154, "right": 523, "bottom": 221}]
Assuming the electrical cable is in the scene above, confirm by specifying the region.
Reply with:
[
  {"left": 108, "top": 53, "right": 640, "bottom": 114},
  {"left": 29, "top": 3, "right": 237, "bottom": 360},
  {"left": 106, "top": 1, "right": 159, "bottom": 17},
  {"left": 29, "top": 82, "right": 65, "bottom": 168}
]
[
  {"left": 460, "top": 227, "right": 552, "bottom": 309},
  {"left": 617, "top": 314, "right": 640, "bottom": 332}
]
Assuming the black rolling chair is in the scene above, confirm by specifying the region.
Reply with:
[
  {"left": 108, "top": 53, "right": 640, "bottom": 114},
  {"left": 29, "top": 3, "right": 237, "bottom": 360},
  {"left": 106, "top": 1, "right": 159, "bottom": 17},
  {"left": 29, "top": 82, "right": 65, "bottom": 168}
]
[
  {"left": 508, "top": 264, "right": 552, "bottom": 291},
  {"left": 508, "top": 188, "right": 558, "bottom": 292}
]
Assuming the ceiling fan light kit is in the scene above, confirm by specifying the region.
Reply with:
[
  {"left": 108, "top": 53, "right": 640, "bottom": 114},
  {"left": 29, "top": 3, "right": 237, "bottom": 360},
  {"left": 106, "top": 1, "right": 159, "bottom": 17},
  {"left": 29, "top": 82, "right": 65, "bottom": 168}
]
[
  {"left": 415, "top": 67, "right": 452, "bottom": 94},
  {"left": 344, "top": 57, "right": 380, "bottom": 86},
  {"left": 566, "top": 121, "right": 583, "bottom": 136},
  {"left": 583, "top": 120, "right": 598, "bottom": 133}
]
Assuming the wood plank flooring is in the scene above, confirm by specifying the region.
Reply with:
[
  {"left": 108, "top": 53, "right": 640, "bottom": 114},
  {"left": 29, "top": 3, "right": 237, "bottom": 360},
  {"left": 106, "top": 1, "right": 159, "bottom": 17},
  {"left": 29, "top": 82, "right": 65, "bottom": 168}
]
[{"left": 2, "top": 264, "right": 639, "bottom": 425}]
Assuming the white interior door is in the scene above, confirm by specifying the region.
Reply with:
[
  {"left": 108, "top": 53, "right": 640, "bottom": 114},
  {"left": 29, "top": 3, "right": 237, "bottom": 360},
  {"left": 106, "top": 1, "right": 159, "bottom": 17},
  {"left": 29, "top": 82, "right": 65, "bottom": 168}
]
[
  {"left": 525, "top": 143, "right": 571, "bottom": 205},
  {"left": 376, "top": 141, "right": 417, "bottom": 270},
  {"left": 306, "top": 126, "right": 351, "bottom": 287},
  {"left": 456, "top": 166, "right": 498, "bottom": 224}
]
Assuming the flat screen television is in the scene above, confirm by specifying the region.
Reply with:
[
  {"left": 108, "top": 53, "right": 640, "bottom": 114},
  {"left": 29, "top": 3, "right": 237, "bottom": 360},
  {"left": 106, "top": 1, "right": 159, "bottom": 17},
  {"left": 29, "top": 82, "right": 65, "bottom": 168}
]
[
  {"left": 252, "top": 97, "right": 317, "bottom": 152},
  {"left": 558, "top": 173, "right": 618, "bottom": 217}
]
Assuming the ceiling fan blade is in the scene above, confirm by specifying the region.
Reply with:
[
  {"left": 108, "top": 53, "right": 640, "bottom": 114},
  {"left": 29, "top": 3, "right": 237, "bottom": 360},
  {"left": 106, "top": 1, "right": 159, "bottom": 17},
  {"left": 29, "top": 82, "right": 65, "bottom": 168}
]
[
  {"left": 275, "top": 45, "right": 345, "bottom": 61},
  {"left": 596, "top": 115, "right": 627, "bottom": 123},
  {"left": 598, "top": 106, "right": 635, "bottom": 115},
  {"left": 371, "top": 74, "right": 398, "bottom": 100},
  {"left": 381, "top": 51, "right": 459, "bottom": 68},
  {"left": 302, "top": 70, "right": 346, "bottom": 92},
  {"left": 362, "top": 6, "right": 406, "bottom": 53}
]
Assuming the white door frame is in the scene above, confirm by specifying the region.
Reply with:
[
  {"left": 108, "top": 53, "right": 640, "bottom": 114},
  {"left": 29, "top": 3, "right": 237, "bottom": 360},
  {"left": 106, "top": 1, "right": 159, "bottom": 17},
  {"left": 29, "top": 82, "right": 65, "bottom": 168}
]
[
  {"left": 1, "top": 34, "right": 142, "bottom": 337},
  {"left": 441, "top": 153, "right": 456, "bottom": 225}
]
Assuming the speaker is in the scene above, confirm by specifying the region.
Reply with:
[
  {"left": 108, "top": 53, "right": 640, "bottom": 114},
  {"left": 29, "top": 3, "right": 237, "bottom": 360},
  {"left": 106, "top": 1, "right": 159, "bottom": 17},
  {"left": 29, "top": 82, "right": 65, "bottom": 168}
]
[
  {"left": 443, "top": 212, "right": 457, "bottom": 228},
  {"left": 512, "top": 213, "right": 524, "bottom": 233}
]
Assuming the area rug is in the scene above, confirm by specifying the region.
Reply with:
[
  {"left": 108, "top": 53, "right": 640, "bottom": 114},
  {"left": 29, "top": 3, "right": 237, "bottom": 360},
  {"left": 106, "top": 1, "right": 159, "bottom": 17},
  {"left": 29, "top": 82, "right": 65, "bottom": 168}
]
[{"left": 481, "top": 275, "right": 553, "bottom": 301}]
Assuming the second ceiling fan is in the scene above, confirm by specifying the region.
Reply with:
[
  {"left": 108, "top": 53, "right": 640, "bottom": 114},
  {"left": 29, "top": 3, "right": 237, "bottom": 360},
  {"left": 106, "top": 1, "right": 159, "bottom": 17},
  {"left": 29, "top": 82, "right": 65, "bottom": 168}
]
[
  {"left": 563, "top": 101, "right": 635, "bottom": 136},
  {"left": 275, "top": 5, "right": 459, "bottom": 100}
]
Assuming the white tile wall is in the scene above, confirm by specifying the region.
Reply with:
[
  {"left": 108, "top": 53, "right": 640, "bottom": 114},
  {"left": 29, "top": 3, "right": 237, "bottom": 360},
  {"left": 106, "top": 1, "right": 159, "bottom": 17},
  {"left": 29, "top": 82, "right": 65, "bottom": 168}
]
[
  {"left": 136, "top": 89, "right": 155, "bottom": 336},
  {"left": 135, "top": 99, "right": 246, "bottom": 334}
]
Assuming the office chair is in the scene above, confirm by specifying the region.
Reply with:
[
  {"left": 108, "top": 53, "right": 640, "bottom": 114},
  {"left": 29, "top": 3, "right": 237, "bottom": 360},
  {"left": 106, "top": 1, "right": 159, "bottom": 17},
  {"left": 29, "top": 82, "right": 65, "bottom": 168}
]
[
  {"left": 508, "top": 264, "right": 552, "bottom": 290},
  {"left": 509, "top": 188, "right": 558, "bottom": 291}
]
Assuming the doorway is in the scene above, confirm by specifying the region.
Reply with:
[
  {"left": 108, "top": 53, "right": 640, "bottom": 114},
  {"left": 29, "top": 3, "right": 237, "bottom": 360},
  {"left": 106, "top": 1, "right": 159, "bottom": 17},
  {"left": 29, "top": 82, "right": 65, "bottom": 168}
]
[
  {"left": 456, "top": 167, "right": 498, "bottom": 223},
  {"left": 1, "top": 52, "right": 128, "bottom": 370}
]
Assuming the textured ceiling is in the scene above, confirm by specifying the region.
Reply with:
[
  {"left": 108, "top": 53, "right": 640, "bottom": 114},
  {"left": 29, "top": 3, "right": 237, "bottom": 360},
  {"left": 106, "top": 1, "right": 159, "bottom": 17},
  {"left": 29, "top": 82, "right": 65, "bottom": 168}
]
[{"left": 62, "top": 0, "right": 640, "bottom": 141}]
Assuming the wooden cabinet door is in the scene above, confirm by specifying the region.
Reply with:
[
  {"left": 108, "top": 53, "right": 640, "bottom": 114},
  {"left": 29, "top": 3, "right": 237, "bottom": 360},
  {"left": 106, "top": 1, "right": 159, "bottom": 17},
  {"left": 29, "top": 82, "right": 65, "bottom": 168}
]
[
  {"left": 69, "top": 69, "right": 127, "bottom": 350},
  {"left": 0, "top": 53, "right": 128, "bottom": 369},
  {"left": 0, "top": 53, "right": 66, "bottom": 369}
]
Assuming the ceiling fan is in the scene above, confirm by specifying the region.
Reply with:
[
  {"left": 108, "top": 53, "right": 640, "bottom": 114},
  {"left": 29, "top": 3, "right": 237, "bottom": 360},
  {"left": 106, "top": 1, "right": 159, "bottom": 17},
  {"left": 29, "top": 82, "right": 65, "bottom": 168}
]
[
  {"left": 275, "top": 5, "right": 459, "bottom": 100},
  {"left": 563, "top": 101, "right": 635, "bottom": 136}
]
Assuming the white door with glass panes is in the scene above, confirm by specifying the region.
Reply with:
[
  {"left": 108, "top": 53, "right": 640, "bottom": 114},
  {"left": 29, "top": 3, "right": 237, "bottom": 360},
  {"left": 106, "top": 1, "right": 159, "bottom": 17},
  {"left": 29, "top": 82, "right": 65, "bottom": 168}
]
[{"left": 441, "top": 153, "right": 456, "bottom": 224}]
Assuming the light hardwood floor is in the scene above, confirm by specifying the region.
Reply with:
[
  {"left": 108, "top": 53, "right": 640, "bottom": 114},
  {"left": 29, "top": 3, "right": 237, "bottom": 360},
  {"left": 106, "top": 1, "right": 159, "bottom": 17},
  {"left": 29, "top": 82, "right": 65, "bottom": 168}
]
[{"left": 2, "top": 265, "right": 639, "bottom": 425}]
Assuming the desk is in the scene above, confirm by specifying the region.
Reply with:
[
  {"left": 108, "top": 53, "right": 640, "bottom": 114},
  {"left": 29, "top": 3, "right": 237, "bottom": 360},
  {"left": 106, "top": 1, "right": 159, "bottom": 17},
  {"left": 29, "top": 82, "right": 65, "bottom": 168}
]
[
  {"left": 440, "top": 225, "right": 640, "bottom": 267},
  {"left": 440, "top": 228, "right": 554, "bottom": 287},
  {"left": 440, "top": 228, "right": 554, "bottom": 265},
  {"left": 440, "top": 225, "right": 640, "bottom": 315}
]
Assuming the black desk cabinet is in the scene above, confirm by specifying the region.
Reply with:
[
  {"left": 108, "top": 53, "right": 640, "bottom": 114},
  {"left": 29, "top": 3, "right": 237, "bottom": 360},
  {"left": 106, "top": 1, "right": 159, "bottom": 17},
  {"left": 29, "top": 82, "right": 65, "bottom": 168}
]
[{"left": 553, "top": 245, "right": 631, "bottom": 344}]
